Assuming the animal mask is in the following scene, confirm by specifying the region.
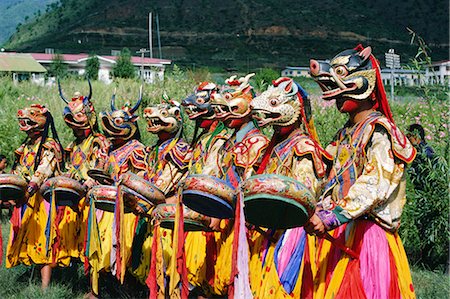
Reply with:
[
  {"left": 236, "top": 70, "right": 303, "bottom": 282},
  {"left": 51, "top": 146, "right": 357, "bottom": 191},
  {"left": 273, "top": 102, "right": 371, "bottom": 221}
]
[
  {"left": 17, "top": 104, "right": 49, "bottom": 134},
  {"left": 212, "top": 73, "right": 255, "bottom": 125},
  {"left": 100, "top": 86, "right": 142, "bottom": 142},
  {"left": 144, "top": 101, "right": 182, "bottom": 135},
  {"left": 251, "top": 77, "right": 310, "bottom": 128},
  {"left": 59, "top": 80, "right": 97, "bottom": 130},
  {"left": 309, "top": 46, "right": 376, "bottom": 102},
  {"left": 182, "top": 82, "right": 218, "bottom": 120}
]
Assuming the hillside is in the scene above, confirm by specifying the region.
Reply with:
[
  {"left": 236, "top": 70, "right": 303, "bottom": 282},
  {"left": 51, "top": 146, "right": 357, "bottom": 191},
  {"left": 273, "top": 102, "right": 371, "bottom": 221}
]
[
  {"left": 0, "top": 0, "right": 57, "bottom": 46},
  {"left": 4, "top": 0, "right": 449, "bottom": 69}
]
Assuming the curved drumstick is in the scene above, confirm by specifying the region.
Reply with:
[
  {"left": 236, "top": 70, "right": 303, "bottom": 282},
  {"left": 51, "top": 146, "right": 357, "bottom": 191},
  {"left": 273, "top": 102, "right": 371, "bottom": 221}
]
[{"left": 323, "top": 232, "right": 359, "bottom": 259}]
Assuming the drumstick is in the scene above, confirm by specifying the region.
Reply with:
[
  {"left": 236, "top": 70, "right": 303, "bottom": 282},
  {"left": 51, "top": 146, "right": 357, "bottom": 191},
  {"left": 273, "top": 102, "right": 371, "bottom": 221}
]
[
  {"left": 246, "top": 223, "right": 277, "bottom": 243},
  {"left": 323, "top": 232, "right": 359, "bottom": 259}
]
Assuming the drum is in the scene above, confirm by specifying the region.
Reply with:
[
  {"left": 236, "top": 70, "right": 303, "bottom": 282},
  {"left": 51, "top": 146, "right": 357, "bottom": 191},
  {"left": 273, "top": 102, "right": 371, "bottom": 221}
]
[
  {"left": 181, "top": 174, "right": 236, "bottom": 219},
  {"left": 0, "top": 174, "right": 27, "bottom": 202},
  {"left": 119, "top": 172, "right": 165, "bottom": 213},
  {"left": 40, "top": 176, "right": 85, "bottom": 206},
  {"left": 242, "top": 174, "right": 316, "bottom": 229},
  {"left": 87, "top": 168, "right": 114, "bottom": 185},
  {"left": 87, "top": 185, "right": 135, "bottom": 213},
  {"left": 152, "top": 203, "right": 212, "bottom": 231}
]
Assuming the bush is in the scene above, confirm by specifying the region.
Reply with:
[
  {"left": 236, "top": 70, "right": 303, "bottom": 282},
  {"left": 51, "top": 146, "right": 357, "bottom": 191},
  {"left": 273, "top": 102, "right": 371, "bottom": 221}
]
[
  {"left": 113, "top": 48, "right": 136, "bottom": 79},
  {"left": 50, "top": 53, "right": 68, "bottom": 78},
  {"left": 85, "top": 54, "right": 99, "bottom": 80}
]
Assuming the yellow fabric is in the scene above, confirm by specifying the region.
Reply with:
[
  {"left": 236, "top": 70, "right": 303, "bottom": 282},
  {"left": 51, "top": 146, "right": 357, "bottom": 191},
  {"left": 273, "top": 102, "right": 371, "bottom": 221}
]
[
  {"left": 130, "top": 218, "right": 153, "bottom": 283},
  {"left": 210, "top": 226, "right": 234, "bottom": 296},
  {"left": 168, "top": 198, "right": 182, "bottom": 298},
  {"left": 314, "top": 224, "right": 415, "bottom": 299},
  {"left": 386, "top": 232, "right": 415, "bottom": 299},
  {"left": 185, "top": 231, "right": 207, "bottom": 288},
  {"left": 248, "top": 231, "right": 314, "bottom": 299},
  {"left": 6, "top": 139, "right": 65, "bottom": 267}
]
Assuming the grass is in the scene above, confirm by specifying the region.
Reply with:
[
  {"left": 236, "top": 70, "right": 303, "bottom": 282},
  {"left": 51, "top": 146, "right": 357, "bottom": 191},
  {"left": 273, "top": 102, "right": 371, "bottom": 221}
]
[
  {"left": 0, "top": 215, "right": 448, "bottom": 298},
  {"left": 0, "top": 73, "right": 448, "bottom": 297}
]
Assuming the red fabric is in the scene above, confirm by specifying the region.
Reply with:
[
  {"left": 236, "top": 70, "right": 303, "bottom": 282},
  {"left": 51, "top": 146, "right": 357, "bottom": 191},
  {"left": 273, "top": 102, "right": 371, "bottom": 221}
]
[
  {"left": 146, "top": 225, "right": 159, "bottom": 298},
  {"left": 300, "top": 236, "right": 313, "bottom": 299},
  {"left": 228, "top": 195, "right": 241, "bottom": 299},
  {"left": 353, "top": 44, "right": 394, "bottom": 124},
  {"left": 205, "top": 232, "right": 217, "bottom": 286},
  {"left": 114, "top": 185, "right": 122, "bottom": 281},
  {"left": 10, "top": 207, "right": 20, "bottom": 243},
  {"left": 388, "top": 247, "right": 401, "bottom": 299},
  {"left": 51, "top": 207, "right": 65, "bottom": 264},
  {"left": 335, "top": 222, "right": 367, "bottom": 299},
  {"left": 176, "top": 202, "right": 189, "bottom": 299},
  {"left": 256, "top": 135, "right": 279, "bottom": 174}
]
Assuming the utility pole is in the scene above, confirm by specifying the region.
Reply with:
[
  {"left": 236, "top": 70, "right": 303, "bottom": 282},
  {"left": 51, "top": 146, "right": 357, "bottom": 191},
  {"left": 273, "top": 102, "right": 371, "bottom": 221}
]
[
  {"left": 385, "top": 48, "right": 400, "bottom": 101},
  {"left": 149, "top": 12, "right": 153, "bottom": 59},
  {"left": 136, "top": 48, "right": 150, "bottom": 82},
  {"left": 156, "top": 13, "right": 162, "bottom": 59}
]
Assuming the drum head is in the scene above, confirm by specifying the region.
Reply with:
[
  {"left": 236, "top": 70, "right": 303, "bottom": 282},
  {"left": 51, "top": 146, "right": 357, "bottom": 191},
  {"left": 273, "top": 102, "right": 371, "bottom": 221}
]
[
  {"left": 244, "top": 194, "right": 309, "bottom": 229},
  {"left": 182, "top": 190, "right": 234, "bottom": 219},
  {"left": 95, "top": 200, "right": 116, "bottom": 213},
  {"left": 42, "top": 188, "right": 81, "bottom": 206},
  {"left": 159, "top": 219, "right": 212, "bottom": 232},
  {"left": 87, "top": 169, "right": 114, "bottom": 185},
  {"left": 0, "top": 185, "right": 25, "bottom": 201}
]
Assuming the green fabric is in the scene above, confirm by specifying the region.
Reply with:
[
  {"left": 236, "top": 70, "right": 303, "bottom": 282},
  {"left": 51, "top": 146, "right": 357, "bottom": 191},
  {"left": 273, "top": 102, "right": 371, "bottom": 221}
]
[{"left": 205, "top": 121, "right": 226, "bottom": 151}]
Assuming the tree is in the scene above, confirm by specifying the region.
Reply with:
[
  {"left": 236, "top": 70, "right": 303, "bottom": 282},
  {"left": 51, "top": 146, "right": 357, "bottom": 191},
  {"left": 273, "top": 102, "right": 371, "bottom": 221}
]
[
  {"left": 50, "top": 53, "right": 68, "bottom": 78},
  {"left": 253, "top": 68, "right": 279, "bottom": 92},
  {"left": 113, "top": 48, "right": 136, "bottom": 79},
  {"left": 85, "top": 54, "right": 99, "bottom": 80}
]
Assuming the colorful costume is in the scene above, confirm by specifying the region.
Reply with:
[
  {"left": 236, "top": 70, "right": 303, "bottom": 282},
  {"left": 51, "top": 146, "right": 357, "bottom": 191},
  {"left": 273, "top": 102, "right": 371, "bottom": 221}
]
[
  {"left": 180, "top": 82, "right": 232, "bottom": 297},
  {"left": 248, "top": 77, "right": 330, "bottom": 298},
  {"left": 59, "top": 81, "right": 111, "bottom": 266},
  {"left": 7, "top": 104, "right": 64, "bottom": 267},
  {"left": 129, "top": 101, "right": 191, "bottom": 295},
  {"left": 310, "top": 46, "right": 416, "bottom": 299},
  {"left": 210, "top": 73, "right": 270, "bottom": 298},
  {"left": 85, "top": 88, "right": 146, "bottom": 294}
]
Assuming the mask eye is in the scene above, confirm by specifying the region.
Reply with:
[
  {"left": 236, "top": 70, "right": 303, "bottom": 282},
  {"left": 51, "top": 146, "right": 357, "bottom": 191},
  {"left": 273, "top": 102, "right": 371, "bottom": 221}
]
[
  {"left": 114, "top": 118, "right": 124, "bottom": 126},
  {"left": 334, "top": 66, "right": 348, "bottom": 77},
  {"left": 270, "top": 98, "right": 279, "bottom": 107},
  {"left": 161, "top": 109, "right": 168, "bottom": 117},
  {"left": 196, "top": 97, "right": 205, "bottom": 104}
]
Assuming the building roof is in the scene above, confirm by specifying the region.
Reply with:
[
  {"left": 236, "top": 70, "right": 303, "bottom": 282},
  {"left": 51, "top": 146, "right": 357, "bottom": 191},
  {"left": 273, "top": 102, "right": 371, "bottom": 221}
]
[
  {"left": 0, "top": 53, "right": 47, "bottom": 73},
  {"left": 29, "top": 53, "right": 171, "bottom": 66},
  {"left": 283, "top": 66, "right": 310, "bottom": 70}
]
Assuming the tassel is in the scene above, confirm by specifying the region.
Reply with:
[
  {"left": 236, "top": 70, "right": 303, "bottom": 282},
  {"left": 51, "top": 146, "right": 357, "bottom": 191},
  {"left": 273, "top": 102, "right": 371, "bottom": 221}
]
[
  {"left": 45, "top": 186, "right": 57, "bottom": 256},
  {"left": 231, "top": 192, "right": 252, "bottom": 298}
]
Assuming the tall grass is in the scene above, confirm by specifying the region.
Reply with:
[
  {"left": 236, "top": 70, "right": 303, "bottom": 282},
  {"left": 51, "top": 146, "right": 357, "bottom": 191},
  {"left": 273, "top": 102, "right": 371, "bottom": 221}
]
[{"left": 0, "top": 68, "right": 448, "bottom": 297}]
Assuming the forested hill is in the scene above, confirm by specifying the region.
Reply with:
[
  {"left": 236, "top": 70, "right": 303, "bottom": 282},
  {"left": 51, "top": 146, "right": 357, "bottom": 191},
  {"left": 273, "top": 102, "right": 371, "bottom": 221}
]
[
  {"left": 4, "top": 0, "right": 448, "bottom": 68},
  {"left": 0, "top": 0, "right": 57, "bottom": 45}
]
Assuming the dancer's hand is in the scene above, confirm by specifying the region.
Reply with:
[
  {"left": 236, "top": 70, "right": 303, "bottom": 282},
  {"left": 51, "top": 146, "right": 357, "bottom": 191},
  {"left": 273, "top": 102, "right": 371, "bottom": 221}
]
[{"left": 305, "top": 213, "right": 326, "bottom": 236}]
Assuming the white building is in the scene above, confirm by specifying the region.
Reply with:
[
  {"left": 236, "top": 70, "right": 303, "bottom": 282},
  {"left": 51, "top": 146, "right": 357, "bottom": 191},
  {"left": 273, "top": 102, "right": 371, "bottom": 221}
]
[
  {"left": 281, "top": 66, "right": 311, "bottom": 78},
  {"left": 425, "top": 60, "right": 450, "bottom": 85},
  {"left": 380, "top": 69, "right": 425, "bottom": 86},
  {"left": 0, "top": 53, "right": 47, "bottom": 84},
  {"left": 282, "top": 64, "right": 449, "bottom": 86},
  {"left": 30, "top": 52, "right": 171, "bottom": 84}
]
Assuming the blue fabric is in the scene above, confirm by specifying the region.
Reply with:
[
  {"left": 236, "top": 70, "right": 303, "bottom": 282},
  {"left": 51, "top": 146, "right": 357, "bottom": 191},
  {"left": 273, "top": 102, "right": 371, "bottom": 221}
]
[{"left": 274, "top": 229, "right": 306, "bottom": 294}]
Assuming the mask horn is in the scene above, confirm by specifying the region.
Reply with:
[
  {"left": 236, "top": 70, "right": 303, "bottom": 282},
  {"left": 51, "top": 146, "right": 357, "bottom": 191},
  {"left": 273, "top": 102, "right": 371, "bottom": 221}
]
[
  {"left": 130, "top": 85, "right": 143, "bottom": 114},
  {"left": 87, "top": 79, "right": 92, "bottom": 101},
  {"left": 58, "top": 80, "right": 69, "bottom": 104},
  {"left": 111, "top": 88, "right": 117, "bottom": 111}
]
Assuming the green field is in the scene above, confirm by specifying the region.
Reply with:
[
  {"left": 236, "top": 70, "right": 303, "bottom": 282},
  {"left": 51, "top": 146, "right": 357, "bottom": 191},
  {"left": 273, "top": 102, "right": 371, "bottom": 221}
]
[{"left": 0, "top": 71, "right": 448, "bottom": 298}]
